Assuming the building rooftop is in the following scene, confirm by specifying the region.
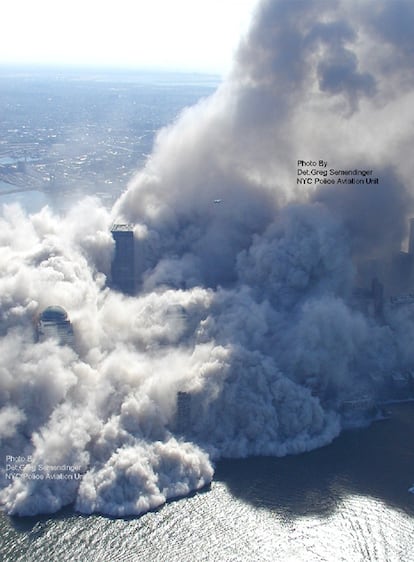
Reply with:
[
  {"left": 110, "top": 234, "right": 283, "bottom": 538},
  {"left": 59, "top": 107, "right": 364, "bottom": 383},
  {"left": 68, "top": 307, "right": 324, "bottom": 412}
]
[
  {"left": 39, "top": 305, "right": 68, "bottom": 323},
  {"left": 111, "top": 223, "right": 134, "bottom": 232}
]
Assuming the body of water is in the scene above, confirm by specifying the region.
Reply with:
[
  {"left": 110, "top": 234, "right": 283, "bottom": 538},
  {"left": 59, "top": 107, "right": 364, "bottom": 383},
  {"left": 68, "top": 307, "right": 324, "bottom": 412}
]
[{"left": 2, "top": 403, "right": 414, "bottom": 562}]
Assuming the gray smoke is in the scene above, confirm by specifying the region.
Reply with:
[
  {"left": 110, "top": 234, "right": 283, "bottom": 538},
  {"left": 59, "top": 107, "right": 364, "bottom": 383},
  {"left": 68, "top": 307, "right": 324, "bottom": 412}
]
[{"left": 2, "top": 0, "right": 414, "bottom": 517}]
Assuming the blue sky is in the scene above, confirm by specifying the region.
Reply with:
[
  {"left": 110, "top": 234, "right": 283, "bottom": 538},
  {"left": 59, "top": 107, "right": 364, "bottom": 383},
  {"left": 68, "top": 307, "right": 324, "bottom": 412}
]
[{"left": 1, "top": 0, "right": 257, "bottom": 73}]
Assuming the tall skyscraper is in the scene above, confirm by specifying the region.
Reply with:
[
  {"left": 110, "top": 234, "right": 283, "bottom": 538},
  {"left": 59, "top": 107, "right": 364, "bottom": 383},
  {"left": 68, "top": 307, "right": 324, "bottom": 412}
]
[
  {"left": 175, "top": 391, "right": 192, "bottom": 434},
  {"left": 111, "top": 224, "right": 135, "bottom": 294},
  {"left": 409, "top": 218, "right": 414, "bottom": 256}
]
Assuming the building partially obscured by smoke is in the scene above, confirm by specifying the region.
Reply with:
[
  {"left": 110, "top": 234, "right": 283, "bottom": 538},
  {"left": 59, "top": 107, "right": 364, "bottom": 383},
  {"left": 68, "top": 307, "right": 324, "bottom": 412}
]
[
  {"left": 371, "top": 277, "right": 384, "bottom": 318},
  {"left": 354, "top": 219, "right": 414, "bottom": 315},
  {"left": 340, "top": 396, "right": 380, "bottom": 428},
  {"left": 110, "top": 224, "right": 135, "bottom": 294},
  {"left": 37, "top": 305, "right": 74, "bottom": 345},
  {"left": 175, "top": 391, "right": 192, "bottom": 434},
  {"left": 388, "top": 371, "right": 414, "bottom": 400},
  {"left": 352, "top": 279, "right": 384, "bottom": 320}
]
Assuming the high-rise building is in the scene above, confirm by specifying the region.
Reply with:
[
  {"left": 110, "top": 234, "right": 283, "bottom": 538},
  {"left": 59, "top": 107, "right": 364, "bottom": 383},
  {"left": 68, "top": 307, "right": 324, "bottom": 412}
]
[
  {"left": 408, "top": 218, "right": 414, "bottom": 256},
  {"left": 176, "top": 391, "right": 192, "bottom": 434},
  {"left": 37, "top": 305, "right": 74, "bottom": 346},
  {"left": 355, "top": 218, "right": 414, "bottom": 298},
  {"left": 371, "top": 277, "right": 384, "bottom": 318},
  {"left": 111, "top": 224, "right": 135, "bottom": 294}
]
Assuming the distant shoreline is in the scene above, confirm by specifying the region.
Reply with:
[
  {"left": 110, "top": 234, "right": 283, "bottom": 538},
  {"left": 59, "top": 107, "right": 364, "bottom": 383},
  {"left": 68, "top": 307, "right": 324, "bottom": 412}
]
[{"left": 0, "top": 65, "right": 222, "bottom": 87}]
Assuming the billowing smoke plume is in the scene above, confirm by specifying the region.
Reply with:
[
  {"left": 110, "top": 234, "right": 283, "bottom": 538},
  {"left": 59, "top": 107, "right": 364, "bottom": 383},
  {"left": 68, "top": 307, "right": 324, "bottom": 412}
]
[{"left": 2, "top": 0, "right": 414, "bottom": 517}]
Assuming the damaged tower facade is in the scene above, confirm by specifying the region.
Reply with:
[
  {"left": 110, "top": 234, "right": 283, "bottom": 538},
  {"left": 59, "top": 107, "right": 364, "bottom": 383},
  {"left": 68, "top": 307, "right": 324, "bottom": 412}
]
[{"left": 111, "top": 224, "right": 136, "bottom": 294}]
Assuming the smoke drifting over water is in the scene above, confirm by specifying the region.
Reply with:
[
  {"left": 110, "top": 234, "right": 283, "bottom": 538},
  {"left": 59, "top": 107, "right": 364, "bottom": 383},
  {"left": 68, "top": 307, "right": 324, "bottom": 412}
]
[{"left": 2, "top": 0, "right": 414, "bottom": 517}]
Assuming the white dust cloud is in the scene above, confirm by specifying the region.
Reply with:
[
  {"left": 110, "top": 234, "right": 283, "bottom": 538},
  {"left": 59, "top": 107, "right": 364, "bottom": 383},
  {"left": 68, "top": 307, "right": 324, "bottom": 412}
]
[{"left": 2, "top": 0, "right": 414, "bottom": 516}]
